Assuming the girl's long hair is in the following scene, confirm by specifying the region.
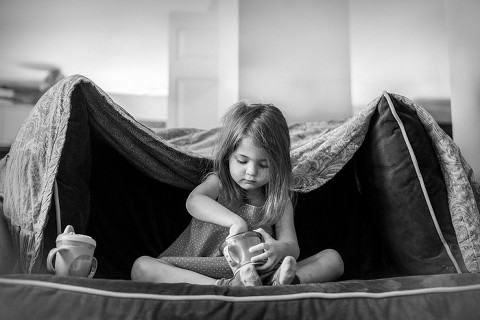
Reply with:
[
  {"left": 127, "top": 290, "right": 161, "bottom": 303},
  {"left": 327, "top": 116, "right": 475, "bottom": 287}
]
[{"left": 214, "top": 101, "right": 293, "bottom": 227}]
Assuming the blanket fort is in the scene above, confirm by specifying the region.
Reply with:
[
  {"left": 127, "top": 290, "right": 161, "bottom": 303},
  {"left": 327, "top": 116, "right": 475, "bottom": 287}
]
[{"left": 2, "top": 75, "right": 480, "bottom": 280}]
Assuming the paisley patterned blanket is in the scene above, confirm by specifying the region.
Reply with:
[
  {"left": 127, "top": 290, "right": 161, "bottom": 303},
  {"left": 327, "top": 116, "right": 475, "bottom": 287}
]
[{"left": 2, "top": 75, "right": 480, "bottom": 274}]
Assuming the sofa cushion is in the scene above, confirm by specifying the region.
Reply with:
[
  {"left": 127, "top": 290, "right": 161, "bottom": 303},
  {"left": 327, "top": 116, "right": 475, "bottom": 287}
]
[{"left": 355, "top": 92, "right": 467, "bottom": 276}]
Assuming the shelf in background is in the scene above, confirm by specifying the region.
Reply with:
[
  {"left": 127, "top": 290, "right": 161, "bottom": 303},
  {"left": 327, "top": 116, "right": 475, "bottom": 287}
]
[{"left": 0, "top": 101, "right": 34, "bottom": 147}]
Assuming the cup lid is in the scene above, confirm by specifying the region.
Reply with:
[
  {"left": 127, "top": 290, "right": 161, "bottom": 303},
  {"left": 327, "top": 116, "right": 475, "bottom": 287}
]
[
  {"left": 56, "top": 233, "right": 96, "bottom": 246},
  {"left": 219, "top": 231, "right": 261, "bottom": 252},
  {"left": 56, "top": 225, "right": 96, "bottom": 247},
  {"left": 225, "top": 231, "right": 261, "bottom": 241}
]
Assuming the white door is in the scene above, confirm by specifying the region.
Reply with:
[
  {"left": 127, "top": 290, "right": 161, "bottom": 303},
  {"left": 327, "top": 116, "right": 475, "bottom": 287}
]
[{"left": 168, "top": 6, "right": 219, "bottom": 129}]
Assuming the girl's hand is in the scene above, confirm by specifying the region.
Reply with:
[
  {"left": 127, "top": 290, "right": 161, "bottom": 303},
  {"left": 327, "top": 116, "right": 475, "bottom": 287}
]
[{"left": 249, "top": 228, "right": 285, "bottom": 271}]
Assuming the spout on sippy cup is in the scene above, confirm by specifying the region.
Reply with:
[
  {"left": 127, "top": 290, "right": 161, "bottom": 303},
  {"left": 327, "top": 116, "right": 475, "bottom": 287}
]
[{"left": 63, "top": 225, "right": 75, "bottom": 235}]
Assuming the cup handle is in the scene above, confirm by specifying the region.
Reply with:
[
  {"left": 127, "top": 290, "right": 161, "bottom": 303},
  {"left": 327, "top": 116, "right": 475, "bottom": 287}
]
[
  {"left": 46, "top": 246, "right": 76, "bottom": 273},
  {"left": 46, "top": 248, "right": 60, "bottom": 273},
  {"left": 88, "top": 257, "right": 98, "bottom": 278}
]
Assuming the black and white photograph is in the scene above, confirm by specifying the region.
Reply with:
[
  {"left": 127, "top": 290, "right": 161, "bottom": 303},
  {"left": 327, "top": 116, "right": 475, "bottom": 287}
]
[{"left": 1, "top": 0, "right": 480, "bottom": 319}]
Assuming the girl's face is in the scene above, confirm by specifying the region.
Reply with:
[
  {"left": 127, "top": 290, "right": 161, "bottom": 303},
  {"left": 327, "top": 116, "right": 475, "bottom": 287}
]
[{"left": 228, "top": 136, "right": 270, "bottom": 192}]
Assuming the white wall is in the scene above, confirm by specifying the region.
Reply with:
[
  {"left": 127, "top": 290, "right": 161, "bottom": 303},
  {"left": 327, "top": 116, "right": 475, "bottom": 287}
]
[
  {"left": 0, "top": 0, "right": 170, "bottom": 97},
  {"left": 445, "top": 0, "right": 480, "bottom": 178},
  {"left": 239, "top": 0, "right": 352, "bottom": 123},
  {"left": 1, "top": 0, "right": 478, "bottom": 177},
  {"left": 350, "top": 0, "right": 451, "bottom": 113},
  {"left": 218, "top": 0, "right": 239, "bottom": 119},
  {"left": 0, "top": 0, "right": 452, "bottom": 124},
  {"left": 0, "top": 0, "right": 212, "bottom": 123}
]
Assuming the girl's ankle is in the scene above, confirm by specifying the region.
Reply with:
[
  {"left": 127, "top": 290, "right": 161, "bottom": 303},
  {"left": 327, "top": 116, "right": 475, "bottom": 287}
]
[{"left": 216, "top": 264, "right": 262, "bottom": 287}]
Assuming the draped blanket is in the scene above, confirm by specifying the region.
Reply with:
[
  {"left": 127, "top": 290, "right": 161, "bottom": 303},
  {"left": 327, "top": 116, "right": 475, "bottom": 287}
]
[{"left": 2, "top": 75, "right": 480, "bottom": 274}]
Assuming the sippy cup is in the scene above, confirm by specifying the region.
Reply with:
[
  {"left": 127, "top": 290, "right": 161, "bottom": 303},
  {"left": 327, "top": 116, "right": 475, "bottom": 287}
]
[
  {"left": 47, "top": 225, "right": 97, "bottom": 278},
  {"left": 220, "top": 231, "right": 266, "bottom": 275}
]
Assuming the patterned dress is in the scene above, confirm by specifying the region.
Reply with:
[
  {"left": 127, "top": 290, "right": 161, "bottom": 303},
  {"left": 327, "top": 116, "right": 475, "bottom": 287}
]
[{"left": 159, "top": 191, "right": 274, "bottom": 279}]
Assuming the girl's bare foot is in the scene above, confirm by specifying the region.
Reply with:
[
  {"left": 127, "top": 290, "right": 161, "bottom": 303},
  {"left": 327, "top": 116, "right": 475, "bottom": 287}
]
[
  {"left": 239, "top": 263, "right": 262, "bottom": 286},
  {"left": 216, "top": 264, "right": 262, "bottom": 287},
  {"left": 272, "top": 256, "right": 297, "bottom": 285}
]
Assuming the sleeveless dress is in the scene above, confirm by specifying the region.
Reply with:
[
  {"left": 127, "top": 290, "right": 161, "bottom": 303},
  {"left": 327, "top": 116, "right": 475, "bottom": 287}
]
[{"left": 159, "top": 191, "right": 274, "bottom": 279}]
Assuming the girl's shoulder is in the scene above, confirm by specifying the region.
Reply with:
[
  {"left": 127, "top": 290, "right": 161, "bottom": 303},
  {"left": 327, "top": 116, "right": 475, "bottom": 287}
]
[
  {"left": 203, "top": 172, "right": 220, "bottom": 184},
  {"left": 204, "top": 172, "right": 227, "bottom": 202},
  {"left": 202, "top": 172, "right": 225, "bottom": 194},
  {"left": 191, "top": 172, "right": 221, "bottom": 200}
]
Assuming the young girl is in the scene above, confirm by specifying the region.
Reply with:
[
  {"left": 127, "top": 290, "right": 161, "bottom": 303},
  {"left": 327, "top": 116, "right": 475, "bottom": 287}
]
[{"left": 131, "top": 102, "right": 344, "bottom": 286}]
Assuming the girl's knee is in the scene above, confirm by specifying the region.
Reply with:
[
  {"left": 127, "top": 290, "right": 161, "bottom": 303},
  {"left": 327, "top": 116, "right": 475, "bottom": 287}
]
[
  {"left": 131, "top": 256, "right": 149, "bottom": 281},
  {"left": 322, "top": 249, "right": 344, "bottom": 278},
  {"left": 131, "top": 256, "right": 162, "bottom": 281},
  {"left": 307, "top": 249, "right": 344, "bottom": 280}
]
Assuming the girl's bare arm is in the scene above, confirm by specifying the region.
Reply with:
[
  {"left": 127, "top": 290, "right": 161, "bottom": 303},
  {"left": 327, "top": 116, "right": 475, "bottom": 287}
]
[{"left": 186, "top": 174, "right": 247, "bottom": 234}]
